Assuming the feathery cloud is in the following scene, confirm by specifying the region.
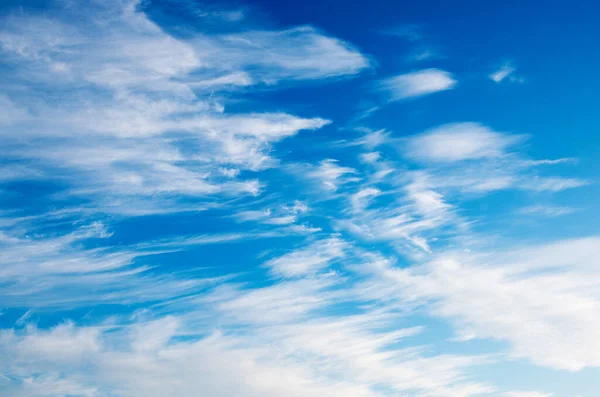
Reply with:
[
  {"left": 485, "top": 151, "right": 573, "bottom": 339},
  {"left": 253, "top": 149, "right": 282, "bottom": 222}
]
[{"left": 379, "top": 69, "right": 457, "bottom": 100}]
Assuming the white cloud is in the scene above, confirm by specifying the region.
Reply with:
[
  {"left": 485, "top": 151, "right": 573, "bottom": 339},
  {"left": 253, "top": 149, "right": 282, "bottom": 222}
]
[
  {"left": 394, "top": 122, "right": 588, "bottom": 196},
  {"left": 191, "top": 71, "right": 254, "bottom": 89},
  {"left": 0, "top": 0, "right": 355, "bottom": 215},
  {"left": 490, "top": 63, "right": 523, "bottom": 83},
  {"left": 351, "top": 187, "right": 381, "bottom": 211},
  {"left": 191, "top": 113, "right": 330, "bottom": 140},
  {"left": 235, "top": 209, "right": 275, "bottom": 222},
  {"left": 490, "top": 64, "right": 516, "bottom": 83},
  {"left": 359, "top": 152, "right": 381, "bottom": 164},
  {"left": 288, "top": 200, "right": 309, "bottom": 214},
  {"left": 357, "top": 237, "right": 600, "bottom": 371},
  {"left": 352, "top": 128, "right": 390, "bottom": 149},
  {"left": 335, "top": 168, "right": 460, "bottom": 254},
  {"left": 379, "top": 68, "right": 457, "bottom": 100},
  {"left": 518, "top": 205, "right": 577, "bottom": 217},
  {"left": 522, "top": 158, "right": 576, "bottom": 166},
  {"left": 237, "top": 210, "right": 297, "bottom": 226},
  {"left": 305, "top": 159, "right": 358, "bottom": 192},
  {"left": 0, "top": 2, "right": 595, "bottom": 396},
  {"left": 521, "top": 176, "right": 588, "bottom": 192},
  {"left": 0, "top": 221, "right": 277, "bottom": 308},
  {"left": 264, "top": 238, "right": 347, "bottom": 277},
  {"left": 406, "top": 173, "right": 452, "bottom": 217},
  {"left": 405, "top": 123, "right": 523, "bottom": 163},
  {"left": 0, "top": 309, "right": 494, "bottom": 397},
  {"left": 264, "top": 215, "right": 297, "bottom": 225},
  {"left": 219, "top": 167, "right": 241, "bottom": 178},
  {"left": 407, "top": 163, "right": 586, "bottom": 197},
  {"left": 205, "top": 26, "right": 371, "bottom": 81},
  {"left": 233, "top": 201, "right": 309, "bottom": 226},
  {"left": 0, "top": 255, "right": 498, "bottom": 397}
]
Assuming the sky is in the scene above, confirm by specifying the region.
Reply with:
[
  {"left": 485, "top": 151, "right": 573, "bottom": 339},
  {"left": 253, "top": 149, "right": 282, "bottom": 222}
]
[{"left": 0, "top": 0, "right": 599, "bottom": 396}]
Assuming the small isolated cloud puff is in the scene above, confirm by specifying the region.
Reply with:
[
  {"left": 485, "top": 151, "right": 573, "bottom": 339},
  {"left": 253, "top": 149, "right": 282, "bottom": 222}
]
[
  {"left": 490, "top": 63, "right": 524, "bottom": 84},
  {"left": 379, "top": 68, "right": 456, "bottom": 100},
  {"left": 404, "top": 122, "right": 524, "bottom": 163}
]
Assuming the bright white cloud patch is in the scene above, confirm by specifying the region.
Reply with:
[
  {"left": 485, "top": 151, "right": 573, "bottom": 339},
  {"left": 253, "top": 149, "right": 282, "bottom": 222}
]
[
  {"left": 0, "top": 0, "right": 350, "bottom": 214},
  {"left": 379, "top": 68, "right": 457, "bottom": 100},
  {"left": 490, "top": 64, "right": 516, "bottom": 83},
  {"left": 358, "top": 237, "right": 600, "bottom": 371},
  {"left": 405, "top": 122, "right": 523, "bottom": 163},
  {"left": 0, "top": 304, "right": 495, "bottom": 397}
]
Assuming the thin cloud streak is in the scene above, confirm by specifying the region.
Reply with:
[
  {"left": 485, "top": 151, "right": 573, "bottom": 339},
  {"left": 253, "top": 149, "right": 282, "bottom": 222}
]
[{"left": 378, "top": 69, "right": 457, "bottom": 101}]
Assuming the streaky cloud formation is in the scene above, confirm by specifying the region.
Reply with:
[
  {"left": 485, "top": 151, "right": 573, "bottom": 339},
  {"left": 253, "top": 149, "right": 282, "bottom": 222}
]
[
  {"left": 0, "top": 1, "right": 598, "bottom": 397},
  {"left": 355, "top": 237, "right": 600, "bottom": 371}
]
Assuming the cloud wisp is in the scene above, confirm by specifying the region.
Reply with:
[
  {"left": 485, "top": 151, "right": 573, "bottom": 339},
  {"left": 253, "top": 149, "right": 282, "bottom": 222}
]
[
  {"left": 378, "top": 69, "right": 457, "bottom": 101},
  {"left": 0, "top": 0, "right": 364, "bottom": 215},
  {"left": 489, "top": 63, "right": 524, "bottom": 84}
]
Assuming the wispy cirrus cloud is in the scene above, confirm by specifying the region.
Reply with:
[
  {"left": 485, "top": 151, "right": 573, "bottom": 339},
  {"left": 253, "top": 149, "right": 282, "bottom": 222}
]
[
  {"left": 0, "top": 240, "right": 499, "bottom": 397},
  {"left": 489, "top": 63, "right": 524, "bottom": 83},
  {"left": 354, "top": 237, "right": 600, "bottom": 371},
  {"left": 302, "top": 159, "right": 360, "bottom": 192},
  {"left": 264, "top": 237, "right": 348, "bottom": 277},
  {"left": 0, "top": 304, "right": 495, "bottom": 397},
  {"left": 198, "top": 26, "right": 372, "bottom": 82},
  {"left": 378, "top": 68, "right": 457, "bottom": 101},
  {"left": 0, "top": 1, "right": 597, "bottom": 396},
  {"left": 233, "top": 200, "right": 310, "bottom": 227},
  {"left": 518, "top": 205, "right": 578, "bottom": 217},
  {"left": 0, "top": 0, "right": 362, "bottom": 215},
  {"left": 400, "top": 122, "right": 587, "bottom": 194},
  {"left": 0, "top": 220, "right": 248, "bottom": 308}
]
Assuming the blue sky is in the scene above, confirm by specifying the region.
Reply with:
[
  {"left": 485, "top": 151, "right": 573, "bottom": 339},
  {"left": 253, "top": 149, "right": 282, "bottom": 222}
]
[{"left": 0, "top": 0, "right": 599, "bottom": 396}]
